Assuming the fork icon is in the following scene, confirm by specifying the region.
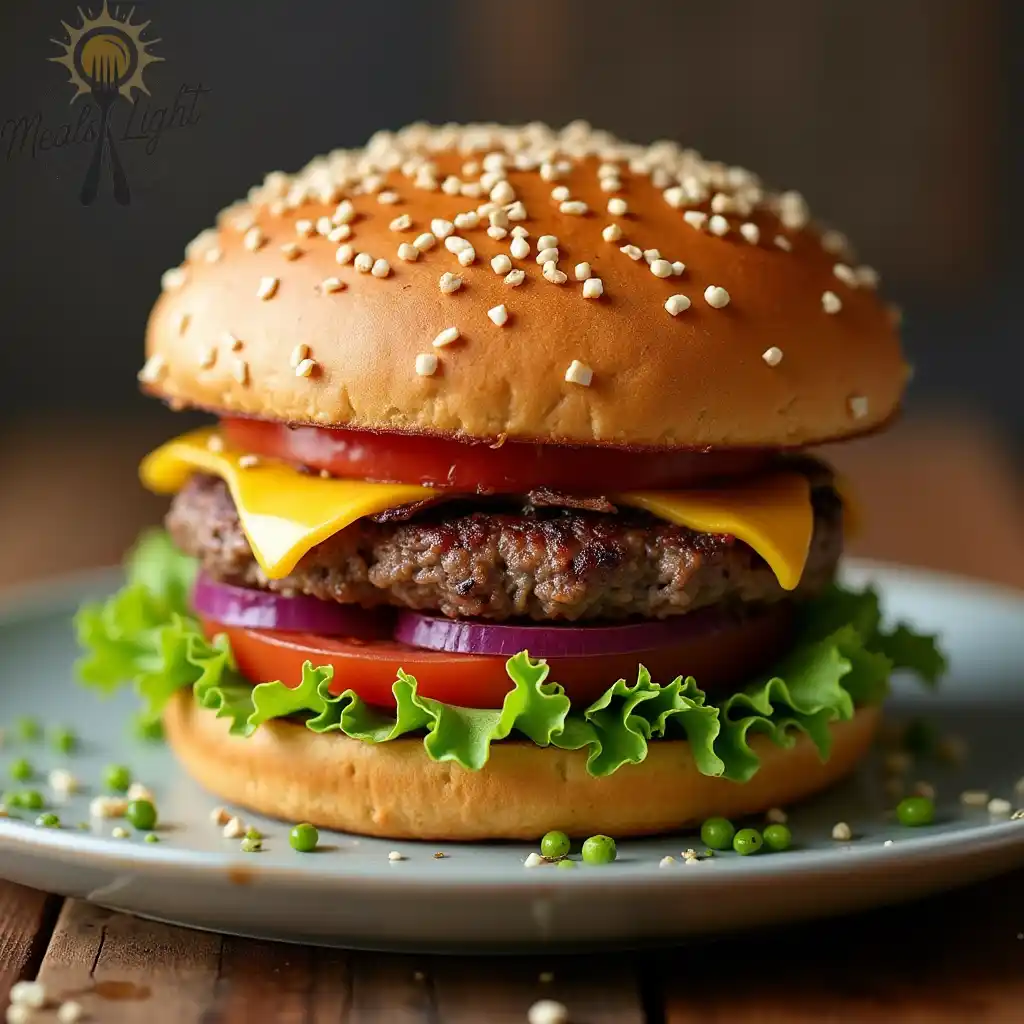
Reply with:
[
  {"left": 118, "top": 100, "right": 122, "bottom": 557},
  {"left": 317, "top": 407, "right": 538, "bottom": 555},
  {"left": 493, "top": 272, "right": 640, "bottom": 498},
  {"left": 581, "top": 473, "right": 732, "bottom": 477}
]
[{"left": 79, "top": 53, "right": 131, "bottom": 206}]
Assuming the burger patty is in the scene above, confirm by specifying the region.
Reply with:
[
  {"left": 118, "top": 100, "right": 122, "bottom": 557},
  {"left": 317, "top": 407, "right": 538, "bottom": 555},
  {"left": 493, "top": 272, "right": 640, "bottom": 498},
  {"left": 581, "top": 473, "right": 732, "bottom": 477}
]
[{"left": 167, "top": 464, "right": 843, "bottom": 622}]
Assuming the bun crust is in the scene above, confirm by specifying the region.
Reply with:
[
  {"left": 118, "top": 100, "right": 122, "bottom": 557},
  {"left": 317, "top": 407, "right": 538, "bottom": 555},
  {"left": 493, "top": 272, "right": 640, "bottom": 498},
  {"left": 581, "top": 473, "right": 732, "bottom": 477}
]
[
  {"left": 144, "top": 123, "right": 906, "bottom": 449},
  {"left": 164, "top": 692, "right": 879, "bottom": 840}
]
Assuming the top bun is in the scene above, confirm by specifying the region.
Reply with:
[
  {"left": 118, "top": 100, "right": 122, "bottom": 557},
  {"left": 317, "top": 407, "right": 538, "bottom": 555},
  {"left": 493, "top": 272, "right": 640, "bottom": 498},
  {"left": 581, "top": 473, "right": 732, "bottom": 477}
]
[{"left": 142, "top": 121, "right": 908, "bottom": 449}]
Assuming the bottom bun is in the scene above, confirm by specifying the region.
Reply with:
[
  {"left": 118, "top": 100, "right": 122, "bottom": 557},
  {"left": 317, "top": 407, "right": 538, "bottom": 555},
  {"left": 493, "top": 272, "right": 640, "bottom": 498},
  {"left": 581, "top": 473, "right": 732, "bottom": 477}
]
[{"left": 164, "top": 692, "right": 880, "bottom": 841}]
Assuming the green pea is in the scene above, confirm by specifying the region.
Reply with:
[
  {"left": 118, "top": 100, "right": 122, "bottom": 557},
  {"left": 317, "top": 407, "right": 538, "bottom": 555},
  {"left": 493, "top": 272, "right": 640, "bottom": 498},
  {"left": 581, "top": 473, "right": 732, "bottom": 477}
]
[
  {"left": 17, "top": 790, "right": 43, "bottom": 810},
  {"left": 144, "top": 833, "right": 160, "bottom": 844},
  {"left": 896, "top": 796, "right": 935, "bottom": 827},
  {"left": 103, "top": 764, "right": 132, "bottom": 793},
  {"left": 9, "top": 758, "right": 33, "bottom": 782},
  {"left": 245, "top": 826, "right": 262, "bottom": 841},
  {"left": 125, "top": 799, "right": 158, "bottom": 831},
  {"left": 555, "top": 857, "right": 576, "bottom": 869},
  {"left": 732, "top": 828, "right": 763, "bottom": 856},
  {"left": 699, "top": 817, "right": 736, "bottom": 851},
  {"left": 289, "top": 822, "right": 319, "bottom": 853},
  {"left": 540, "top": 830, "right": 570, "bottom": 860},
  {"left": 763, "top": 823, "right": 792, "bottom": 852},
  {"left": 132, "top": 715, "right": 165, "bottom": 743},
  {"left": 241, "top": 837, "right": 262, "bottom": 853},
  {"left": 902, "top": 718, "right": 938, "bottom": 757},
  {"left": 35, "top": 813, "right": 60, "bottom": 828},
  {"left": 51, "top": 727, "right": 77, "bottom": 754},
  {"left": 16, "top": 717, "right": 41, "bottom": 742},
  {"left": 581, "top": 834, "right": 617, "bottom": 865}
]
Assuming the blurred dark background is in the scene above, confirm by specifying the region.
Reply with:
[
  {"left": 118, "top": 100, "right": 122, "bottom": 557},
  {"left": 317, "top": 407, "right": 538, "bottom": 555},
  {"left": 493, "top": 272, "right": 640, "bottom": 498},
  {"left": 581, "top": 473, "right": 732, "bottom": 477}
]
[{"left": 0, "top": 0, "right": 1020, "bottom": 584}]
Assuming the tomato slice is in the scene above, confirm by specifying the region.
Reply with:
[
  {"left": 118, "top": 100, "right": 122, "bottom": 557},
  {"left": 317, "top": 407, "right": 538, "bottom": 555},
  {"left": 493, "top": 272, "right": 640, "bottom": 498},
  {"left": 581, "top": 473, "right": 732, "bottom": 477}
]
[
  {"left": 221, "top": 418, "right": 773, "bottom": 494},
  {"left": 202, "top": 605, "right": 792, "bottom": 711}
]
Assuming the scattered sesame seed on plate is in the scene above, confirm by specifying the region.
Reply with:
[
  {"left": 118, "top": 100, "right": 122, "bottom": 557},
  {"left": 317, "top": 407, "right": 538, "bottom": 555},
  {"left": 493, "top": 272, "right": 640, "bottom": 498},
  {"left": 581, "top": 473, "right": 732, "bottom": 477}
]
[
  {"left": 243, "top": 227, "right": 266, "bottom": 252},
  {"left": 536, "top": 246, "right": 559, "bottom": 265},
  {"left": 504, "top": 269, "right": 526, "bottom": 287},
  {"left": 831, "top": 821, "right": 853, "bottom": 841},
  {"left": 664, "top": 294, "right": 691, "bottom": 316},
  {"left": 821, "top": 229, "right": 849, "bottom": 255},
  {"left": 607, "top": 197, "right": 628, "bottom": 216},
  {"left": 765, "top": 807, "right": 788, "bottom": 824},
  {"left": 987, "top": 797, "right": 1012, "bottom": 817},
  {"left": 413, "top": 232, "right": 437, "bottom": 251},
  {"left": 431, "top": 218, "right": 455, "bottom": 239},
  {"left": 762, "top": 346, "right": 783, "bottom": 367},
  {"left": 650, "top": 259, "right": 673, "bottom": 278},
  {"left": 739, "top": 222, "right": 760, "bottom": 244},
  {"left": 543, "top": 262, "right": 567, "bottom": 284},
  {"left": 643, "top": 248, "right": 661, "bottom": 264},
  {"left": 295, "top": 218, "right": 315, "bottom": 237},
  {"left": 226, "top": 333, "right": 243, "bottom": 351},
  {"left": 560, "top": 199, "right": 588, "bottom": 215},
  {"left": 388, "top": 850, "right": 405, "bottom": 862},
  {"left": 174, "top": 311, "right": 190, "bottom": 335},
  {"left": 708, "top": 215, "right": 730, "bottom": 237},
  {"left": 550, "top": 185, "right": 570, "bottom": 202},
  {"left": 505, "top": 201, "right": 528, "bottom": 221},
  {"left": 490, "top": 180, "right": 516, "bottom": 204},
  {"left": 204, "top": 247, "right": 223, "bottom": 263},
  {"left": 564, "top": 359, "right": 593, "bottom": 386},
  {"left": 960, "top": 789, "right": 990, "bottom": 807},
  {"left": 232, "top": 359, "right": 250, "bottom": 385},
  {"left": 335, "top": 243, "right": 355, "bottom": 265},
  {"left": 510, "top": 236, "right": 531, "bottom": 260},
  {"left": 663, "top": 186, "right": 686, "bottom": 208},
  {"left": 433, "top": 326, "right": 460, "bottom": 348},
  {"left": 445, "top": 235, "right": 472, "bottom": 254},
  {"left": 582, "top": 277, "right": 604, "bottom": 299},
  {"left": 354, "top": 252, "right": 374, "bottom": 273},
  {"left": 848, "top": 395, "right": 869, "bottom": 419},
  {"left": 487, "top": 304, "right": 509, "bottom": 326},
  {"left": 456, "top": 246, "right": 476, "bottom": 267},
  {"left": 371, "top": 258, "right": 392, "bottom": 278},
  {"left": 659, "top": 856, "right": 676, "bottom": 868},
  {"left": 328, "top": 224, "right": 352, "bottom": 243},
  {"left": 491, "top": 254, "right": 512, "bottom": 275},
  {"left": 486, "top": 225, "right": 508, "bottom": 240},
  {"left": 574, "top": 262, "right": 591, "bottom": 281},
  {"left": 161, "top": 267, "right": 187, "bottom": 291},
  {"left": 619, "top": 244, "right": 643, "bottom": 261},
  {"left": 333, "top": 199, "right": 355, "bottom": 224},
  {"left": 281, "top": 242, "right": 303, "bottom": 260},
  {"left": 454, "top": 211, "right": 480, "bottom": 230},
  {"left": 833, "top": 263, "right": 859, "bottom": 287},
  {"left": 290, "top": 343, "right": 310, "bottom": 367},
  {"left": 256, "top": 276, "right": 279, "bottom": 300},
  {"left": 315, "top": 215, "right": 333, "bottom": 235},
  {"left": 671, "top": 261, "right": 685, "bottom": 275},
  {"left": 528, "top": 998, "right": 568, "bottom": 1024},
  {"left": 822, "top": 290, "right": 843, "bottom": 314},
  {"left": 438, "top": 272, "right": 462, "bottom": 294},
  {"left": 377, "top": 190, "right": 400, "bottom": 204},
  {"left": 415, "top": 352, "right": 438, "bottom": 376},
  {"left": 511, "top": 224, "right": 529, "bottom": 238},
  {"left": 538, "top": 235, "right": 558, "bottom": 250},
  {"left": 524, "top": 852, "right": 545, "bottom": 868},
  {"left": 856, "top": 265, "right": 880, "bottom": 289},
  {"left": 198, "top": 346, "right": 217, "bottom": 369},
  {"left": 397, "top": 243, "right": 419, "bottom": 262},
  {"left": 295, "top": 358, "right": 317, "bottom": 378},
  {"left": 774, "top": 235, "right": 793, "bottom": 251},
  {"left": 389, "top": 214, "right": 413, "bottom": 232},
  {"left": 683, "top": 210, "right": 707, "bottom": 230},
  {"left": 602, "top": 224, "right": 623, "bottom": 242},
  {"left": 704, "top": 285, "right": 730, "bottom": 308}
]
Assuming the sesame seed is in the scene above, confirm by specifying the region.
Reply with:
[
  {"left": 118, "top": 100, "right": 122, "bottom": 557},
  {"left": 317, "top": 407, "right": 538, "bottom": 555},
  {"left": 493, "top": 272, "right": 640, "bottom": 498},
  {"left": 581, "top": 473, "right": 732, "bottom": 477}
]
[
  {"left": 320, "top": 276, "right": 345, "bottom": 293},
  {"left": 331, "top": 200, "right": 355, "bottom": 225},
  {"left": 431, "top": 218, "right": 455, "bottom": 239},
  {"left": 226, "top": 332, "right": 243, "bottom": 351},
  {"left": 210, "top": 806, "right": 231, "bottom": 826},
  {"left": 454, "top": 211, "right": 480, "bottom": 230},
  {"left": 315, "top": 215, "right": 333, "bottom": 235},
  {"left": 397, "top": 243, "right": 420, "bottom": 263},
  {"left": 243, "top": 227, "right": 266, "bottom": 252},
  {"left": 856, "top": 265, "right": 880, "bottom": 289},
  {"left": 281, "top": 242, "right": 303, "bottom": 260},
  {"left": 848, "top": 395, "right": 869, "bottom": 419},
  {"left": 708, "top": 215, "right": 730, "bottom": 237},
  {"left": 389, "top": 214, "right": 413, "bottom": 232},
  {"left": 774, "top": 234, "right": 793, "bottom": 251},
  {"left": 528, "top": 999, "right": 569, "bottom": 1024},
  {"left": 620, "top": 244, "right": 642, "bottom": 261},
  {"left": 489, "top": 208, "right": 510, "bottom": 230},
  {"left": 433, "top": 326, "right": 460, "bottom": 348},
  {"left": 377, "top": 190, "right": 400, "bottom": 205},
  {"left": 511, "top": 225, "right": 529, "bottom": 238},
  {"left": 643, "top": 249, "right": 661, "bottom": 264},
  {"left": 237, "top": 453, "right": 259, "bottom": 469},
  {"left": 222, "top": 816, "right": 246, "bottom": 838},
  {"left": 663, "top": 186, "right": 686, "bottom": 208},
  {"left": 822, "top": 290, "right": 842, "bottom": 314},
  {"left": 57, "top": 1001, "right": 84, "bottom": 1024},
  {"left": 335, "top": 243, "right": 355, "bottom": 264},
  {"left": 650, "top": 259, "right": 673, "bottom": 278},
  {"left": 602, "top": 223, "right": 623, "bottom": 242},
  {"left": 388, "top": 850, "right": 406, "bottom": 862},
  {"left": 90, "top": 795, "right": 128, "bottom": 819},
  {"left": 960, "top": 789, "right": 990, "bottom": 807},
  {"left": 459, "top": 247, "right": 477, "bottom": 267},
  {"left": 290, "top": 343, "right": 310, "bottom": 367},
  {"left": 560, "top": 199, "right": 588, "bottom": 215},
  {"left": 710, "top": 193, "right": 733, "bottom": 214},
  {"left": 821, "top": 229, "right": 849, "bottom": 255},
  {"left": 550, "top": 185, "right": 570, "bottom": 202},
  {"left": 491, "top": 254, "right": 512, "bottom": 275},
  {"left": 328, "top": 224, "right": 352, "bottom": 242},
  {"left": 564, "top": 359, "right": 593, "bottom": 386},
  {"left": 505, "top": 201, "right": 528, "bottom": 221},
  {"left": 256, "top": 276, "right": 279, "bottom": 300},
  {"left": 600, "top": 177, "right": 622, "bottom": 193},
  {"left": 607, "top": 197, "right": 628, "bottom": 216},
  {"left": 198, "top": 346, "right": 217, "bottom": 369},
  {"left": 704, "top": 285, "right": 730, "bottom": 308},
  {"left": 539, "top": 162, "right": 558, "bottom": 182},
  {"left": 354, "top": 252, "right": 374, "bottom": 273},
  {"left": 659, "top": 856, "right": 676, "bottom": 868},
  {"left": 232, "top": 359, "right": 250, "bottom": 385},
  {"left": 371, "top": 258, "right": 392, "bottom": 278},
  {"left": 413, "top": 232, "right": 437, "bottom": 251},
  {"left": 415, "top": 352, "right": 438, "bottom": 376},
  {"left": 204, "top": 247, "right": 223, "bottom": 263},
  {"left": 536, "top": 246, "right": 559, "bottom": 265},
  {"left": 740, "top": 222, "right": 760, "bottom": 244},
  {"left": 779, "top": 190, "right": 810, "bottom": 230},
  {"left": 582, "top": 277, "right": 604, "bottom": 299},
  {"left": 487, "top": 225, "right": 508, "bottom": 240},
  {"left": 664, "top": 294, "right": 690, "bottom": 316},
  {"left": 762, "top": 346, "right": 784, "bottom": 367},
  {"left": 671, "top": 261, "right": 686, "bottom": 275},
  {"left": 295, "top": 218, "right": 315, "bottom": 237},
  {"left": 831, "top": 821, "right": 852, "bottom": 841},
  {"left": 510, "top": 236, "right": 531, "bottom": 260},
  {"left": 295, "top": 358, "right": 317, "bottom": 378},
  {"left": 543, "top": 262, "right": 567, "bottom": 284},
  {"left": 524, "top": 852, "right": 545, "bottom": 868},
  {"left": 574, "top": 262, "right": 592, "bottom": 281},
  {"left": 173, "top": 311, "right": 190, "bottom": 335},
  {"left": 504, "top": 269, "right": 526, "bottom": 287},
  {"left": 538, "top": 235, "right": 559, "bottom": 250},
  {"left": 438, "top": 272, "right": 462, "bottom": 294},
  {"left": 490, "top": 180, "right": 516, "bottom": 204},
  {"left": 488, "top": 304, "right": 509, "bottom": 326},
  {"left": 765, "top": 807, "right": 788, "bottom": 824},
  {"left": 833, "top": 263, "right": 859, "bottom": 288}
]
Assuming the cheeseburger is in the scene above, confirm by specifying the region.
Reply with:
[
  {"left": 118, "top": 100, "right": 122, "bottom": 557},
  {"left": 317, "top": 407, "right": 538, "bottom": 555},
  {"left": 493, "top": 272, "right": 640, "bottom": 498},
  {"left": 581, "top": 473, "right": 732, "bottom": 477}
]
[{"left": 78, "top": 121, "right": 943, "bottom": 840}]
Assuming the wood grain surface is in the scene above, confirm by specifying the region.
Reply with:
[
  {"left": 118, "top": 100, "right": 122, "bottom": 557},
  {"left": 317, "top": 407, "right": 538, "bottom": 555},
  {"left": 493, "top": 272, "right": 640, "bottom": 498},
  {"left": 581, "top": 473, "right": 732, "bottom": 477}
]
[{"left": 0, "top": 416, "right": 1021, "bottom": 1022}]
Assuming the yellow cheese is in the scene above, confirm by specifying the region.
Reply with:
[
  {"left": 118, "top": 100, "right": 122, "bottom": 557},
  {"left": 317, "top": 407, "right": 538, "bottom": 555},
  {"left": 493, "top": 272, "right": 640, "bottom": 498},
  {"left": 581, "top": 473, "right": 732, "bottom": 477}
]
[
  {"left": 140, "top": 428, "right": 816, "bottom": 589},
  {"left": 140, "top": 428, "right": 438, "bottom": 579},
  {"left": 614, "top": 474, "right": 812, "bottom": 591}
]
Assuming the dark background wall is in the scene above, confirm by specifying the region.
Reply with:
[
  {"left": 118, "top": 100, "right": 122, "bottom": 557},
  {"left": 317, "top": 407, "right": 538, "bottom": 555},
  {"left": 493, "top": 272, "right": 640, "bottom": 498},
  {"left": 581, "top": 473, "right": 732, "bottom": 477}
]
[{"left": 2, "top": 0, "right": 1021, "bottom": 450}]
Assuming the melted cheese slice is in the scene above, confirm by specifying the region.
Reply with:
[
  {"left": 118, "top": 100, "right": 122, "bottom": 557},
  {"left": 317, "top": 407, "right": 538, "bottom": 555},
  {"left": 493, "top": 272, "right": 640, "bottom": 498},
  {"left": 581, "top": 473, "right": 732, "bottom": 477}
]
[{"left": 141, "top": 428, "right": 816, "bottom": 589}]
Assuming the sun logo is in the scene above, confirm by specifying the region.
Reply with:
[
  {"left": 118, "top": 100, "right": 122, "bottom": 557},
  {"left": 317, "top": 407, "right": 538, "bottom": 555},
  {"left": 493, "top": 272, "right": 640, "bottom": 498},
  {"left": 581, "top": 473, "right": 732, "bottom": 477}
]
[{"left": 49, "top": 2, "right": 162, "bottom": 205}]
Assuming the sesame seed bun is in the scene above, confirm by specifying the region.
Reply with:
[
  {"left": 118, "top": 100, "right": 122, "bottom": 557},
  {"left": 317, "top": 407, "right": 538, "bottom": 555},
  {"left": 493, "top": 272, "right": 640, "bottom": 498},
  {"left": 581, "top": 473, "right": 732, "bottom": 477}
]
[
  {"left": 163, "top": 690, "right": 880, "bottom": 840},
  {"left": 142, "top": 122, "right": 907, "bottom": 449}
]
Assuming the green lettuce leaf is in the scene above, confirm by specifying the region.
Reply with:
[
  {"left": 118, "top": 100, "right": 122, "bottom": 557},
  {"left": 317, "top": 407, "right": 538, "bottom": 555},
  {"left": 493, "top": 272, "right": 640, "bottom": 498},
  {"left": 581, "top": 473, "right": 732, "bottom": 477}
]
[{"left": 74, "top": 532, "right": 945, "bottom": 780}]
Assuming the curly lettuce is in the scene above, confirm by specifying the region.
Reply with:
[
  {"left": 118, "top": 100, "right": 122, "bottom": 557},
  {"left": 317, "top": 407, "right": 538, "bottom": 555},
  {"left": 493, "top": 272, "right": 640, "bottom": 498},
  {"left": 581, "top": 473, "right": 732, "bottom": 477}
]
[{"left": 75, "top": 530, "right": 945, "bottom": 781}]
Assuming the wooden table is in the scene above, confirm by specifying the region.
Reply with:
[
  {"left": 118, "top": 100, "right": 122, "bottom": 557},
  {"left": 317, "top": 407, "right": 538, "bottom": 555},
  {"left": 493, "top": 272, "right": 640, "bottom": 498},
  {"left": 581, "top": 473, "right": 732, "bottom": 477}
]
[{"left": 0, "top": 417, "right": 1022, "bottom": 1022}]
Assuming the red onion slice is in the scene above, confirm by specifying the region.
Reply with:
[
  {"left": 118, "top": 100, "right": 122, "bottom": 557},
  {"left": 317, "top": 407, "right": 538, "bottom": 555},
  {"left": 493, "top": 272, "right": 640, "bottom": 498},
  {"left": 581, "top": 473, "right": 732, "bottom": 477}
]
[
  {"left": 393, "top": 607, "right": 741, "bottom": 658},
  {"left": 192, "top": 574, "right": 392, "bottom": 639}
]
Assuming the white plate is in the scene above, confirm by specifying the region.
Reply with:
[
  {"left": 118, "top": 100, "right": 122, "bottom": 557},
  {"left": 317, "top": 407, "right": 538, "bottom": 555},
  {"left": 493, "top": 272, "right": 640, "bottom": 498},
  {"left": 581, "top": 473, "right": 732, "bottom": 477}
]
[{"left": 0, "top": 561, "right": 1022, "bottom": 951}]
